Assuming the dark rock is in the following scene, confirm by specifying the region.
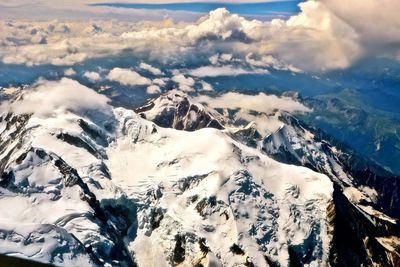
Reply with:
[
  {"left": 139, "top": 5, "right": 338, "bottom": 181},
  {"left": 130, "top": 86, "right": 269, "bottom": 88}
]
[
  {"left": 173, "top": 234, "right": 186, "bottom": 263},
  {"left": 230, "top": 244, "right": 245, "bottom": 255}
]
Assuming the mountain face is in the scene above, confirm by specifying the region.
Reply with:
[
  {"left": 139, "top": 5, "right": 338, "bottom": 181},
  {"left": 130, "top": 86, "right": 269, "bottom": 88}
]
[
  {"left": 134, "top": 90, "right": 400, "bottom": 266},
  {"left": 135, "top": 91, "right": 225, "bottom": 131},
  {"left": 260, "top": 113, "right": 400, "bottom": 266},
  {"left": 0, "top": 81, "right": 399, "bottom": 267}
]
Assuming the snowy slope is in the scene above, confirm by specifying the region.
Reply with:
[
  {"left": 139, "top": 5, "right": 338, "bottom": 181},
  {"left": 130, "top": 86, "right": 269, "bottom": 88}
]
[
  {"left": 259, "top": 113, "right": 400, "bottom": 266},
  {"left": 261, "top": 112, "right": 399, "bottom": 219},
  {"left": 108, "top": 109, "right": 333, "bottom": 267},
  {"left": 0, "top": 79, "right": 335, "bottom": 266},
  {"left": 261, "top": 113, "right": 354, "bottom": 186},
  {"left": 138, "top": 90, "right": 400, "bottom": 266}
]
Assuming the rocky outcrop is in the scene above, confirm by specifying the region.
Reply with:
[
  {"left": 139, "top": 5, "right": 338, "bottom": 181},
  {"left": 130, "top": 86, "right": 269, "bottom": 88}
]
[{"left": 135, "top": 90, "right": 224, "bottom": 131}]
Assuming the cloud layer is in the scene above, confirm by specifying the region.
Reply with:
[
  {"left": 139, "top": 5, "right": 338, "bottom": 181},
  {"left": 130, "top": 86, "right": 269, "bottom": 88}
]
[
  {"left": 196, "top": 92, "right": 311, "bottom": 114},
  {"left": 107, "top": 68, "right": 151, "bottom": 86},
  {"left": 195, "top": 92, "right": 311, "bottom": 136},
  {"left": 7, "top": 78, "right": 110, "bottom": 118},
  {"left": 0, "top": 0, "right": 399, "bottom": 72},
  {"left": 188, "top": 65, "right": 268, "bottom": 77}
]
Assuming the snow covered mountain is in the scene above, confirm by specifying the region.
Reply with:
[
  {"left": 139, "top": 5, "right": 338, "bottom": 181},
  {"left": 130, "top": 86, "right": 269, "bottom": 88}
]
[
  {"left": 136, "top": 89, "right": 400, "bottom": 266},
  {"left": 0, "top": 79, "right": 399, "bottom": 267}
]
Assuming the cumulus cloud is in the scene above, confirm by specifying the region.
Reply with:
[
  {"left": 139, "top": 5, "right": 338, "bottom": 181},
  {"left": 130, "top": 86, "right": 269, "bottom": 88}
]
[
  {"left": 9, "top": 78, "right": 110, "bottom": 118},
  {"left": 64, "top": 68, "right": 76, "bottom": 76},
  {"left": 146, "top": 85, "right": 161, "bottom": 94},
  {"left": 107, "top": 68, "right": 151, "bottom": 86},
  {"left": 0, "top": 20, "right": 123, "bottom": 66},
  {"left": 139, "top": 62, "right": 163, "bottom": 75},
  {"left": 196, "top": 92, "right": 310, "bottom": 114},
  {"left": 322, "top": 0, "right": 400, "bottom": 49},
  {"left": 1, "top": 1, "right": 399, "bottom": 71},
  {"left": 200, "top": 81, "right": 213, "bottom": 91},
  {"left": 188, "top": 65, "right": 268, "bottom": 77},
  {"left": 268, "top": 1, "right": 361, "bottom": 70},
  {"left": 172, "top": 74, "right": 195, "bottom": 92},
  {"left": 152, "top": 78, "right": 167, "bottom": 87},
  {"left": 245, "top": 53, "right": 301, "bottom": 73},
  {"left": 83, "top": 71, "right": 101, "bottom": 81},
  {"left": 195, "top": 92, "right": 311, "bottom": 136}
]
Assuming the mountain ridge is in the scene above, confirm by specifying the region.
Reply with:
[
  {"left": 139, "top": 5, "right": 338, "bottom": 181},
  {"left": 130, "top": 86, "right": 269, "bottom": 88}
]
[{"left": 0, "top": 80, "right": 398, "bottom": 266}]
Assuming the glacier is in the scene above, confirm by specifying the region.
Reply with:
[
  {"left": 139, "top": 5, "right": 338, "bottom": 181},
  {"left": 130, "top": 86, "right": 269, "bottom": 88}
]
[{"left": 0, "top": 78, "right": 398, "bottom": 266}]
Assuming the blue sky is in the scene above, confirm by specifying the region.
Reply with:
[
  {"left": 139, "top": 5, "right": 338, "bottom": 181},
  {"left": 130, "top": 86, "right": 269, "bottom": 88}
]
[
  {"left": 90, "top": 1, "right": 302, "bottom": 16},
  {"left": 0, "top": 0, "right": 302, "bottom": 20}
]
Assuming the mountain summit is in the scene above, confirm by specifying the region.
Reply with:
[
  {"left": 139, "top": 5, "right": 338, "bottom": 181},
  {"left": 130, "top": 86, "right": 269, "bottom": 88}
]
[{"left": 0, "top": 80, "right": 399, "bottom": 266}]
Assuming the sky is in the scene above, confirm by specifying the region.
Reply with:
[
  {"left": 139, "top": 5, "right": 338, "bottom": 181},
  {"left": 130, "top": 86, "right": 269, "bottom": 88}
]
[
  {"left": 0, "top": 0, "right": 302, "bottom": 20},
  {"left": 90, "top": 1, "right": 302, "bottom": 17}
]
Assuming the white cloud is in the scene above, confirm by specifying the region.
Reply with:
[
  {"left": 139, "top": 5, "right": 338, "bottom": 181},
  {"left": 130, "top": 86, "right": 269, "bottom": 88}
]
[
  {"left": 9, "top": 78, "right": 110, "bottom": 118},
  {"left": 0, "top": 0, "right": 205, "bottom": 21},
  {"left": 107, "top": 68, "right": 151, "bottom": 86},
  {"left": 1, "top": 1, "right": 400, "bottom": 71},
  {"left": 209, "top": 53, "right": 234, "bottom": 65},
  {"left": 332, "top": 1, "right": 400, "bottom": 63},
  {"left": 83, "top": 71, "right": 101, "bottom": 81},
  {"left": 64, "top": 68, "right": 76, "bottom": 76},
  {"left": 172, "top": 74, "right": 195, "bottom": 92},
  {"left": 268, "top": 1, "right": 361, "bottom": 71},
  {"left": 245, "top": 53, "right": 301, "bottom": 73},
  {"left": 209, "top": 54, "right": 220, "bottom": 65},
  {"left": 200, "top": 81, "right": 213, "bottom": 91},
  {"left": 189, "top": 65, "right": 268, "bottom": 77},
  {"left": 183, "top": 8, "right": 263, "bottom": 43},
  {"left": 139, "top": 62, "right": 163, "bottom": 75},
  {"left": 152, "top": 78, "right": 167, "bottom": 87},
  {"left": 196, "top": 92, "right": 310, "bottom": 114},
  {"left": 195, "top": 92, "right": 311, "bottom": 136},
  {"left": 146, "top": 85, "right": 162, "bottom": 94}
]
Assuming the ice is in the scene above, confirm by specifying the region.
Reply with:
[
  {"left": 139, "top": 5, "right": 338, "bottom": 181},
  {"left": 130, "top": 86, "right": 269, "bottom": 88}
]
[{"left": 0, "top": 79, "right": 336, "bottom": 266}]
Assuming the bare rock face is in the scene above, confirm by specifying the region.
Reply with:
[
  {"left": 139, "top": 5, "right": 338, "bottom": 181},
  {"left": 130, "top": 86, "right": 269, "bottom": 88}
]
[{"left": 135, "top": 90, "right": 224, "bottom": 131}]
